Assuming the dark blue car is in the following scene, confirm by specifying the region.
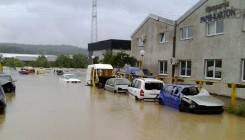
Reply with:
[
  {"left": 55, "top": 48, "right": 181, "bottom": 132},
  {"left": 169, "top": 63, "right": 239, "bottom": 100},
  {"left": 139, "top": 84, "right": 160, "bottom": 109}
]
[{"left": 159, "top": 84, "right": 224, "bottom": 113}]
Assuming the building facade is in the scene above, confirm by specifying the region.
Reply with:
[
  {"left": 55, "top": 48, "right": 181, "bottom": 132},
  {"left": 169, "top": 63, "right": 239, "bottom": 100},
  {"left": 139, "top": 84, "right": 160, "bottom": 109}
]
[
  {"left": 175, "top": 0, "right": 245, "bottom": 98},
  {"left": 131, "top": 14, "right": 175, "bottom": 83},
  {"left": 131, "top": 0, "right": 245, "bottom": 98}
]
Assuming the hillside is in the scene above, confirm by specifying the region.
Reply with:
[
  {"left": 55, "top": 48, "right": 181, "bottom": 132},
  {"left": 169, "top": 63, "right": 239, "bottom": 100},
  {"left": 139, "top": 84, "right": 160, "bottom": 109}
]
[{"left": 0, "top": 43, "right": 88, "bottom": 55}]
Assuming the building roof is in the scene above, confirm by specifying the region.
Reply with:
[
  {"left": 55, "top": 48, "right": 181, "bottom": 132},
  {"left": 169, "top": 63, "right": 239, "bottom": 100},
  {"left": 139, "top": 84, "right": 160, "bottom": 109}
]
[
  {"left": 0, "top": 53, "right": 57, "bottom": 62},
  {"left": 131, "top": 14, "right": 176, "bottom": 38},
  {"left": 177, "top": 0, "right": 208, "bottom": 24},
  {"left": 88, "top": 39, "right": 131, "bottom": 51}
]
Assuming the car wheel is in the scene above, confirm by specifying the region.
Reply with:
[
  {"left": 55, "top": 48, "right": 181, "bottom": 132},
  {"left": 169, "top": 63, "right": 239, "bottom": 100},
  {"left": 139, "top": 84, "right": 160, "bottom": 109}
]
[
  {"left": 114, "top": 90, "right": 117, "bottom": 93},
  {"left": 6, "top": 87, "right": 11, "bottom": 93},
  {"left": 179, "top": 102, "right": 188, "bottom": 112},
  {"left": 135, "top": 96, "right": 139, "bottom": 101},
  {"left": 159, "top": 98, "right": 164, "bottom": 105}
]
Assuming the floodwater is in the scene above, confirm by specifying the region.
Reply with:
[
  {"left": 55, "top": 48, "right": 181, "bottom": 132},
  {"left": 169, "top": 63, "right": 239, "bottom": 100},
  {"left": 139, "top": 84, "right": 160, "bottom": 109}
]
[{"left": 0, "top": 70, "right": 245, "bottom": 140}]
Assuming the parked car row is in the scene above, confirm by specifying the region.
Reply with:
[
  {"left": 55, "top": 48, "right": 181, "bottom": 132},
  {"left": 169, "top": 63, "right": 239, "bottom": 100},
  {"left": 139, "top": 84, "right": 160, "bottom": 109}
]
[{"left": 104, "top": 77, "right": 224, "bottom": 114}]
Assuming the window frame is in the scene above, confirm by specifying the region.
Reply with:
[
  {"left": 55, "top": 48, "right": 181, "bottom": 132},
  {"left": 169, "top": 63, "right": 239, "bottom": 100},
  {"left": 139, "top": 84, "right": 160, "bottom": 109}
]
[
  {"left": 242, "top": 59, "right": 245, "bottom": 82},
  {"left": 180, "top": 26, "right": 193, "bottom": 40},
  {"left": 179, "top": 60, "right": 191, "bottom": 77},
  {"left": 159, "top": 60, "right": 168, "bottom": 75},
  {"left": 137, "top": 38, "right": 145, "bottom": 47},
  {"left": 204, "top": 59, "right": 222, "bottom": 80},
  {"left": 160, "top": 32, "right": 168, "bottom": 44},
  {"left": 206, "top": 20, "right": 224, "bottom": 36}
]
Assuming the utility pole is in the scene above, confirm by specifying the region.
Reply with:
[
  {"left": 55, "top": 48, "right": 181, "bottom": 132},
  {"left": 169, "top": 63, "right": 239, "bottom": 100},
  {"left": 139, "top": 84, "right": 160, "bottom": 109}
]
[{"left": 91, "top": 0, "right": 98, "bottom": 43}]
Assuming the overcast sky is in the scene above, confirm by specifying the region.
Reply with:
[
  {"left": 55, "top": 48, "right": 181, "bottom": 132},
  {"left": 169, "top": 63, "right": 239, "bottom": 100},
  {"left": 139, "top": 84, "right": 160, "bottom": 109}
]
[{"left": 0, "top": 0, "right": 198, "bottom": 48}]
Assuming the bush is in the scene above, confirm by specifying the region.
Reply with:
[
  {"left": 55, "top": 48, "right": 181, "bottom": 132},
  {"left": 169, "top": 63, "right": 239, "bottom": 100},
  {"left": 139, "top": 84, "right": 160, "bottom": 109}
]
[{"left": 226, "top": 103, "right": 245, "bottom": 117}]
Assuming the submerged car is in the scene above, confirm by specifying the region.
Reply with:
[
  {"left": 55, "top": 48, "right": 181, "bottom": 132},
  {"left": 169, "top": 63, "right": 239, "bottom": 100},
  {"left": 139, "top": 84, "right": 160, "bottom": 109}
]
[
  {"left": 159, "top": 84, "right": 224, "bottom": 114},
  {"left": 56, "top": 70, "right": 64, "bottom": 75},
  {"left": 128, "top": 78, "right": 164, "bottom": 101},
  {"left": 105, "top": 78, "right": 130, "bottom": 93},
  {"left": 0, "top": 86, "right": 6, "bottom": 113},
  {"left": 0, "top": 74, "right": 16, "bottom": 93},
  {"left": 61, "top": 74, "right": 81, "bottom": 83}
]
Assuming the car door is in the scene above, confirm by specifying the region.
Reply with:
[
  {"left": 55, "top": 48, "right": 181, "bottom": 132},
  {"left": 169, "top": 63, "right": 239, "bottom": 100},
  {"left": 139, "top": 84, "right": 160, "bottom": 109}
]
[
  {"left": 128, "top": 79, "right": 136, "bottom": 95},
  {"left": 163, "top": 86, "right": 174, "bottom": 106},
  {"left": 170, "top": 87, "right": 181, "bottom": 109},
  {"left": 105, "top": 79, "right": 112, "bottom": 91}
]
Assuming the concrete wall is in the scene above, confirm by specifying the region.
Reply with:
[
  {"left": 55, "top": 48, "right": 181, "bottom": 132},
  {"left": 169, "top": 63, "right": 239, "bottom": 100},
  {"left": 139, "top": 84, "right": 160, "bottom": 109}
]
[
  {"left": 131, "top": 18, "right": 174, "bottom": 82},
  {"left": 176, "top": 0, "right": 245, "bottom": 98}
]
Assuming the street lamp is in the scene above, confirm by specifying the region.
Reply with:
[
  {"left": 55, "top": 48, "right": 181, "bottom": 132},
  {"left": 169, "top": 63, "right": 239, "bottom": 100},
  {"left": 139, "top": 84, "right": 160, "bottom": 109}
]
[
  {"left": 91, "top": 55, "right": 95, "bottom": 64},
  {"left": 140, "top": 50, "right": 145, "bottom": 69}
]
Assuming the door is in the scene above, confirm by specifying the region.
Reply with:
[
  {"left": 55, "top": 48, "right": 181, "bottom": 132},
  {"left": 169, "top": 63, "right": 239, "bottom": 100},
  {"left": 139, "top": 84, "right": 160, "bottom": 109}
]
[
  {"left": 128, "top": 79, "right": 136, "bottom": 95},
  {"left": 169, "top": 87, "right": 181, "bottom": 109},
  {"left": 163, "top": 85, "right": 174, "bottom": 106}
]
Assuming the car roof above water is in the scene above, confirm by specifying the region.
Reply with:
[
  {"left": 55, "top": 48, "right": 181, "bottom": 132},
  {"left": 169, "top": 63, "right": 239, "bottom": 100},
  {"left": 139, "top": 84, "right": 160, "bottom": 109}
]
[
  {"left": 136, "top": 78, "right": 163, "bottom": 83},
  {"left": 165, "top": 84, "right": 197, "bottom": 88}
]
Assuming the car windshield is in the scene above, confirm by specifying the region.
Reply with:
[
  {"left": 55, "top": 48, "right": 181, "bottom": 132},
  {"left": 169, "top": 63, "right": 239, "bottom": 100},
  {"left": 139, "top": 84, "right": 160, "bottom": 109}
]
[
  {"left": 145, "top": 82, "right": 163, "bottom": 90},
  {"left": 181, "top": 87, "right": 199, "bottom": 96},
  {"left": 64, "top": 75, "right": 76, "bottom": 79},
  {"left": 115, "top": 79, "right": 129, "bottom": 85},
  {"left": 0, "top": 75, "right": 12, "bottom": 81}
]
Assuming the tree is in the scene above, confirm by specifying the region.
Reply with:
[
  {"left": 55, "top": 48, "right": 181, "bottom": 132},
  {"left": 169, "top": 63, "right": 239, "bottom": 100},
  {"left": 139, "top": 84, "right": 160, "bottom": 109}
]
[
  {"left": 35, "top": 55, "right": 50, "bottom": 68},
  {"left": 2, "top": 58, "right": 24, "bottom": 68},
  {"left": 71, "top": 54, "right": 88, "bottom": 68},
  {"left": 101, "top": 51, "right": 137, "bottom": 68},
  {"left": 54, "top": 55, "right": 72, "bottom": 68}
]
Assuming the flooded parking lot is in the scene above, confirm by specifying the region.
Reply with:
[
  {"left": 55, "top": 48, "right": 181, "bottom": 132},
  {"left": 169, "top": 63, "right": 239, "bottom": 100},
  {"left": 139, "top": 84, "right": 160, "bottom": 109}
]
[{"left": 0, "top": 70, "right": 245, "bottom": 140}]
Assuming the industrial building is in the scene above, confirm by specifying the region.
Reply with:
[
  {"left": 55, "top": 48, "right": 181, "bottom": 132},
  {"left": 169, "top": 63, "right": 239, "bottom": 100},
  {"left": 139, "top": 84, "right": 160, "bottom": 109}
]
[
  {"left": 0, "top": 53, "right": 57, "bottom": 62},
  {"left": 131, "top": 0, "right": 245, "bottom": 98},
  {"left": 88, "top": 39, "right": 131, "bottom": 62}
]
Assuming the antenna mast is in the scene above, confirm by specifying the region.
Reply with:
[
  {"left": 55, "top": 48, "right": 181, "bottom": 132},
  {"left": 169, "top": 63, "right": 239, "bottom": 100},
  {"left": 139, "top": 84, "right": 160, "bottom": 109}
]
[{"left": 91, "top": 0, "right": 98, "bottom": 43}]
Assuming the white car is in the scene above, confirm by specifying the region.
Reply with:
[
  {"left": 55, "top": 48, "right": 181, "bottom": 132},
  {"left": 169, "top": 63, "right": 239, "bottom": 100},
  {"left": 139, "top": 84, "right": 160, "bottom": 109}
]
[
  {"left": 104, "top": 78, "right": 130, "bottom": 93},
  {"left": 61, "top": 74, "right": 81, "bottom": 83},
  {"left": 128, "top": 78, "right": 164, "bottom": 101}
]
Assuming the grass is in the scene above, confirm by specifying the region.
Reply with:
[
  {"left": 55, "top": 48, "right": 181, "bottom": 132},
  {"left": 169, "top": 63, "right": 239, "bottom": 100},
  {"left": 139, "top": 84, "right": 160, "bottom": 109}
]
[{"left": 226, "top": 103, "right": 245, "bottom": 117}]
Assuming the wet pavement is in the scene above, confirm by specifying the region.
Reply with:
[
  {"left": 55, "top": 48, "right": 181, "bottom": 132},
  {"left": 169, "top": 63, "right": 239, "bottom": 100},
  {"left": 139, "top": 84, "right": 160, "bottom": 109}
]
[{"left": 0, "top": 70, "right": 245, "bottom": 140}]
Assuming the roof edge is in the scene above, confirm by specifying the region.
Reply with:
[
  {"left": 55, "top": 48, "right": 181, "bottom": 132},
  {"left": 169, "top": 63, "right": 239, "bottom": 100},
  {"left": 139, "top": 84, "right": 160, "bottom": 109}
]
[
  {"left": 131, "top": 13, "right": 175, "bottom": 38},
  {"left": 177, "top": 0, "right": 208, "bottom": 24}
]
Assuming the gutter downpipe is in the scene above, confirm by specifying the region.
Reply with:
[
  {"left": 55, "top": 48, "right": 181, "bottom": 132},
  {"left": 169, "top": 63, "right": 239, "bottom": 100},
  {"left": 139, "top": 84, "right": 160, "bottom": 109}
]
[{"left": 172, "top": 22, "right": 177, "bottom": 84}]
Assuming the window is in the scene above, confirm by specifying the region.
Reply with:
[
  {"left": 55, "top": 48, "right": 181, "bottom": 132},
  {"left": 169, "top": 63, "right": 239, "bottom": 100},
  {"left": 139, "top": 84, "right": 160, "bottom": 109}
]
[
  {"left": 205, "top": 59, "right": 222, "bottom": 79},
  {"left": 180, "top": 26, "right": 193, "bottom": 40},
  {"left": 138, "top": 38, "right": 144, "bottom": 47},
  {"left": 160, "top": 33, "right": 167, "bottom": 43},
  {"left": 134, "top": 80, "right": 141, "bottom": 89},
  {"left": 179, "top": 60, "right": 191, "bottom": 77},
  {"left": 243, "top": 15, "right": 245, "bottom": 31},
  {"left": 159, "top": 61, "right": 168, "bottom": 75},
  {"left": 207, "top": 20, "right": 224, "bottom": 36},
  {"left": 242, "top": 59, "right": 245, "bottom": 81},
  {"left": 145, "top": 83, "right": 163, "bottom": 90}
]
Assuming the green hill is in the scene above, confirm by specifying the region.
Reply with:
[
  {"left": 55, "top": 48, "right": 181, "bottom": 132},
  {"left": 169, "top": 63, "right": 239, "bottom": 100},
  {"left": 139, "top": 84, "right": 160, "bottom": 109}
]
[{"left": 0, "top": 43, "right": 88, "bottom": 55}]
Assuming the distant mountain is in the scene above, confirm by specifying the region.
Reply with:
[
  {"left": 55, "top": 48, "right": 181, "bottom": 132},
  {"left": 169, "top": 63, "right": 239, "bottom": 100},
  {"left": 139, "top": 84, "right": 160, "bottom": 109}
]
[{"left": 0, "top": 43, "right": 88, "bottom": 55}]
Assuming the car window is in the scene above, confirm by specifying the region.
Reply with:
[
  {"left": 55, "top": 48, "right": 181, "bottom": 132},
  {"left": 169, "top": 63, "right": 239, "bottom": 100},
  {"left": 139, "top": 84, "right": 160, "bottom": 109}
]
[
  {"left": 106, "top": 79, "right": 110, "bottom": 85},
  {"left": 0, "top": 75, "right": 12, "bottom": 81},
  {"left": 145, "top": 82, "right": 163, "bottom": 90},
  {"left": 181, "top": 87, "right": 199, "bottom": 96},
  {"left": 131, "top": 79, "right": 136, "bottom": 87},
  {"left": 164, "top": 86, "right": 174, "bottom": 94},
  {"left": 134, "top": 80, "right": 141, "bottom": 89},
  {"left": 172, "top": 87, "right": 179, "bottom": 96},
  {"left": 115, "top": 79, "right": 129, "bottom": 85}
]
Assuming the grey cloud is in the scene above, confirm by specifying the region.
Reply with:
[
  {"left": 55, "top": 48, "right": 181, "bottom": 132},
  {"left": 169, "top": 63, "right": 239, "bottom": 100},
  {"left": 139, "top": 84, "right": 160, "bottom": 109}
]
[{"left": 0, "top": 0, "right": 198, "bottom": 48}]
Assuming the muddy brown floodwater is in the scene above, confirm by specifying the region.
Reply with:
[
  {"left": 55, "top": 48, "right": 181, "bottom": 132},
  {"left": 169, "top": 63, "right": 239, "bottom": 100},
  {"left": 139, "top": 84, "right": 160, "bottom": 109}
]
[{"left": 0, "top": 70, "right": 245, "bottom": 140}]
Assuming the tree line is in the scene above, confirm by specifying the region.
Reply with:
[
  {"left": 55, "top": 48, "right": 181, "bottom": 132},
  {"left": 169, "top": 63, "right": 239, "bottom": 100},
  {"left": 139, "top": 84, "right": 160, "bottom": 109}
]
[{"left": 1, "top": 54, "right": 88, "bottom": 68}]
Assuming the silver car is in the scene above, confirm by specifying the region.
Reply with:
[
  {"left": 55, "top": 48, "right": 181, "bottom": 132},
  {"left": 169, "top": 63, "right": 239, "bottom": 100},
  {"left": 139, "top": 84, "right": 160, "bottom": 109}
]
[{"left": 105, "top": 78, "right": 130, "bottom": 93}]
